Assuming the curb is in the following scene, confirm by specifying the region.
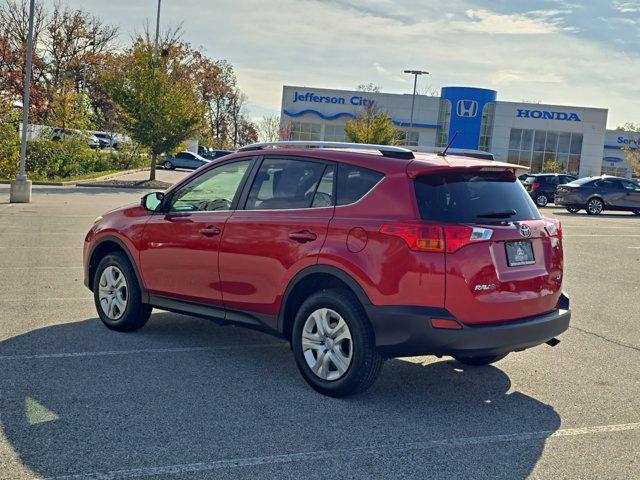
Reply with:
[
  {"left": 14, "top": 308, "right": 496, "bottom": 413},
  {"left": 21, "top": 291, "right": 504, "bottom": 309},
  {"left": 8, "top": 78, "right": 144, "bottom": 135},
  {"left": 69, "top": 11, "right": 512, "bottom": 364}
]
[
  {"left": 75, "top": 182, "right": 168, "bottom": 190},
  {"left": 0, "top": 168, "right": 148, "bottom": 187}
]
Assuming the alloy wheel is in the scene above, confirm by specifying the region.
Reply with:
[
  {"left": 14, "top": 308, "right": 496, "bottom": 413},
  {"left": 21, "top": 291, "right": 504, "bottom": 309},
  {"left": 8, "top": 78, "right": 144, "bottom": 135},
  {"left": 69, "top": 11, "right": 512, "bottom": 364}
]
[
  {"left": 98, "top": 266, "right": 128, "bottom": 320},
  {"left": 587, "top": 198, "right": 603, "bottom": 214},
  {"left": 536, "top": 195, "right": 548, "bottom": 207},
  {"left": 302, "top": 308, "right": 353, "bottom": 381}
]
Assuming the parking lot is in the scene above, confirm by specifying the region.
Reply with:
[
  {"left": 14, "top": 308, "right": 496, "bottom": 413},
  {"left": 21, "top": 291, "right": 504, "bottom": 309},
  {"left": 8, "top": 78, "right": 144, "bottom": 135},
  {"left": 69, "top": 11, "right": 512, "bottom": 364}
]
[{"left": 0, "top": 184, "right": 638, "bottom": 479}]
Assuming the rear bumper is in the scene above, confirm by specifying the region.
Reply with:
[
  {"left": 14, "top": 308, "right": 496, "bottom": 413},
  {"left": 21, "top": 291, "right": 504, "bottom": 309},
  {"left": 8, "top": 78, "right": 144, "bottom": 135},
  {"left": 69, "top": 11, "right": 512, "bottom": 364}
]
[{"left": 365, "top": 294, "right": 571, "bottom": 358}]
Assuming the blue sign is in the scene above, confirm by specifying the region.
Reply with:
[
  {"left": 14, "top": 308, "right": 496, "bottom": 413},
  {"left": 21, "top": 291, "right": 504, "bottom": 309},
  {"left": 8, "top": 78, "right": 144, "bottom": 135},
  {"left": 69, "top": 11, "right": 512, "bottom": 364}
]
[
  {"left": 456, "top": 100, "right": 478, "bottom": 118},
  {"left": 293, "top": 91, "right": 374, "bottom": 107},
  {"left": 517, "top": 109, "right": 581, "bottom": 122},
  {"left": 617, "top": 136, "right": 639, "bottom": 147}
]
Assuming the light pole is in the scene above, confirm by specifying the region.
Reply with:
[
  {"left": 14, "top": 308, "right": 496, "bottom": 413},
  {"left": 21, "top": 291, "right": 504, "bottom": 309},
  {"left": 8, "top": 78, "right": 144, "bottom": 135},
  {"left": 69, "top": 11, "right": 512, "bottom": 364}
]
[
  {"left": 10, "top": 0, "right": 35, "bottom": 203},
  {"left": 153, "top": 0, "right": 161, "bottom": 60},
  {"left": 403, "top": 69, "right": 429, "bottom": 146}
]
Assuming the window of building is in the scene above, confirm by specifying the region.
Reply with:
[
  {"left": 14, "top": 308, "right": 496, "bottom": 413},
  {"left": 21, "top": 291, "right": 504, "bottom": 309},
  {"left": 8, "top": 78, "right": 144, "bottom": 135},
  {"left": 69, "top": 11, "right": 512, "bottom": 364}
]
[
  {"left": 399, "top": 129, "right": 419, "bottom": 146},
  {"left": 508, "top": 128, "right": 583, "bottom": 175},
  {"left": 601, "top": 165, "right": 630, "bottom": 177},
  {"left": 324, "top": 124, "right": 348, "bottom": 142},
  {"left": 290, "top": 121, "right": 321, "bottom": 141},
  {"left": 436, "top": 99, "right": 451, "bottom": 148},
  {"left": 478, "top": 103, "right": 495, "bottom": 152}
]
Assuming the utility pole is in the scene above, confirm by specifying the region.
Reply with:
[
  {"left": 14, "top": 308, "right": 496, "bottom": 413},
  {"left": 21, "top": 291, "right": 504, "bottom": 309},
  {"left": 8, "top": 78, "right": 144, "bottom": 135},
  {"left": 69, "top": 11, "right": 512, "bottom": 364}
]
[
  {"left": 403, "top": 69, "right": 429, "bottom": 147},
  {"left": 10, "top": 0, "right": 36, "bottom": 202}
]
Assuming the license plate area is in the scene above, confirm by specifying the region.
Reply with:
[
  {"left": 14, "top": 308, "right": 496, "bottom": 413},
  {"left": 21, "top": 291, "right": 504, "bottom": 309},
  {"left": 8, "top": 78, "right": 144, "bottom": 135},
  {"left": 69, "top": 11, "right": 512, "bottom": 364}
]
[{"left": 505, "top": 240, "right": 535, "bottom": 267}]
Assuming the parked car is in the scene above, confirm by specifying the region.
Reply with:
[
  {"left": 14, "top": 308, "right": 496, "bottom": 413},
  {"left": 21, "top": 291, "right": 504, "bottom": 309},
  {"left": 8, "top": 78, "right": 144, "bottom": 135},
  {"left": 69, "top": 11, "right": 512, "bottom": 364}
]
[
  {"left": 522, "top": 173, "right": 577, "bottom": 207},
  {"left": 161, "top": 151, "right": 211, "bottom": 170},
  {"left": 51, "top": 128, "right": 100, "bottom": 149},
  {"left": 83, "top": 142, "right": 570, "bottom": 397},
  {"left": 92, "top": 131, "right": 122, "bottom": 149},
  {"left": 198, "top": 146, "right": 234, "bottom": 160},
  {"left": 555, "top": 175, "right": 640, "bottom": 215}
]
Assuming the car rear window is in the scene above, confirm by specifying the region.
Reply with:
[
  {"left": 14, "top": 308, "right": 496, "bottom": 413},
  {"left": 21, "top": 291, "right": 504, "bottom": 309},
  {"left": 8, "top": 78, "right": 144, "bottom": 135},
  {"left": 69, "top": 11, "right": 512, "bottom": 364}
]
[
  {"left": 336, "top": 164, "right": 384, "bottom": 206},
  {"left": 568, "top": 177, "right": 594, "bottom": 186},
  {"left": 414, "top": 170, "right": 542, "bottom": 223}
]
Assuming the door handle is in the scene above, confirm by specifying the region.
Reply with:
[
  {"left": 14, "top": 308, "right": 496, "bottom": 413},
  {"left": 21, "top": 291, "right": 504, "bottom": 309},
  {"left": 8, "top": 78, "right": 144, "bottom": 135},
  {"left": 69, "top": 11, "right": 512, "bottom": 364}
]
[
  {"left": 199, "top": 226, "right": 221, "bottom": 237},
  {"left": 288, "top": 231, "right": 317, "bottom": 242}
]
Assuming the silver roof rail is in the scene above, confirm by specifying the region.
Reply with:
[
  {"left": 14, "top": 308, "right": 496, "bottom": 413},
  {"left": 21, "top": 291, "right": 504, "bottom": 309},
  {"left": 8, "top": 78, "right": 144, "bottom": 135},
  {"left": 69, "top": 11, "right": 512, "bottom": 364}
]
[{"left": 238, "top": 141, "right": 414, "bottom": 159}]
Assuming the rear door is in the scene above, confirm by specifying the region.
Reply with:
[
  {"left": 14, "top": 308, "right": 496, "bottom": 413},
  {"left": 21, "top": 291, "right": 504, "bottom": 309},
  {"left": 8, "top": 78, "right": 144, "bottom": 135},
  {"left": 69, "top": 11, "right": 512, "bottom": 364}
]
[
  {"left": 218, "top": 156, "right": 335, "bottom": 323},
  {"left": 414, "top": 169, "right": 563, "bottom": 324}
]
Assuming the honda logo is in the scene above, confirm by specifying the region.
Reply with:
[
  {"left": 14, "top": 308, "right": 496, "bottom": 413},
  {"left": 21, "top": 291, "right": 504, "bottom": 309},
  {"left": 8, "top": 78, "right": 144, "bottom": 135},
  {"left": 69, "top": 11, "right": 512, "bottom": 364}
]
[{"left": 456, "top": 100, "right": 478, "bottom": 118}]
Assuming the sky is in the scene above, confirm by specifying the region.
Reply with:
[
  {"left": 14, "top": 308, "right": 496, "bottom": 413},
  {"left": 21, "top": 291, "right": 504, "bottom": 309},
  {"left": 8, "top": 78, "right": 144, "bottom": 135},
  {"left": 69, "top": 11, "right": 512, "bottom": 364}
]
[{"left": 66, "top": 0, "right": 640, "bottom": 128}]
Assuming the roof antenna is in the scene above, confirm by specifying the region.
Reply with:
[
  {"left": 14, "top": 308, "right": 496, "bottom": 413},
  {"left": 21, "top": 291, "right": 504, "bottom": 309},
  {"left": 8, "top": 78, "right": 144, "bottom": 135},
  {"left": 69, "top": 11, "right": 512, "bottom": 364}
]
[{"left": 438, "top": 131, "right": 459, "bottom": 157}]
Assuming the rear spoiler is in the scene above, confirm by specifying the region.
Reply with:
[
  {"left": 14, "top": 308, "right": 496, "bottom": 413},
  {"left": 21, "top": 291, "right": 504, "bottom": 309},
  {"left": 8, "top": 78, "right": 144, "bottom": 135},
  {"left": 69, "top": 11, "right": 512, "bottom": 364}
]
[{"left": 406, "top": 159, "right": 530, "bottom": 179}]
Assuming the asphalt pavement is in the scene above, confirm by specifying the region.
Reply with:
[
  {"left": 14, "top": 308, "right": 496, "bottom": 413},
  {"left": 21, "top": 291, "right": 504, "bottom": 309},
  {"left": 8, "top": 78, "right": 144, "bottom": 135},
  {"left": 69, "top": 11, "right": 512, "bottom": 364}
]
[{"left": 0, "top": 184, "right": 638, "bottom": 479}]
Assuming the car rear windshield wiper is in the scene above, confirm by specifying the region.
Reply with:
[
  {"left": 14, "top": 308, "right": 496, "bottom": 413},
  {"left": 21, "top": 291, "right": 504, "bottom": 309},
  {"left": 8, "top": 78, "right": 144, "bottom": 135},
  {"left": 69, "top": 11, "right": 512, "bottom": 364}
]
[{"left": 477, "top": 209, "right": 517, "bottom": 219}]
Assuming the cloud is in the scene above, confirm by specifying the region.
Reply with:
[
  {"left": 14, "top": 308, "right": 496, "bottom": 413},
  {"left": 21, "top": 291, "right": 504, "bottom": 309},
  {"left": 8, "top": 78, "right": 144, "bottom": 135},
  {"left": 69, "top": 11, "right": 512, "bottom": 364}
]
[
  {"left": 491, "top": 70, "right": 565, "bottom": 86},
  {"left": 613, "top": 1, "right": 640, "bottom": 13},
  {"left": 455, "top": 9, "right": 577, "bottom": 35}
]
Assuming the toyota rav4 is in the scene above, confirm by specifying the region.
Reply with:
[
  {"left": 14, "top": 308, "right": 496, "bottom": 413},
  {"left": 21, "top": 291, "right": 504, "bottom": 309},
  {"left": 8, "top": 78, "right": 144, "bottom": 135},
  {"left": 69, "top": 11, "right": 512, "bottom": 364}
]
[{"left": 83, "top": 142, "right": 571, "bottom": 397}]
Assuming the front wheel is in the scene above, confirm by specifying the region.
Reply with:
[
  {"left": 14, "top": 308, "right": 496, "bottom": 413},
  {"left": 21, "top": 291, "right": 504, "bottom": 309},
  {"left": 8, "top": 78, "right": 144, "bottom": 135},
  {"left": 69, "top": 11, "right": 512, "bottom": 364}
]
[
  {"left": 454, "top": 354, "right": 508, "bottom": 366},
  {"left": 535, "top": 194, "right": 549, "bottom": 207},
  {"left": 566, "top": 207, "right": 580, "bottom": 213},
  {"left": 586, "top": 198, "right": 604, "bottom": 215},
  {"left": 93, "top": 252, "right": 151, "bottom": 332},
  {"left": 292, "top": 288, "right": 383, "bottom": 397}
]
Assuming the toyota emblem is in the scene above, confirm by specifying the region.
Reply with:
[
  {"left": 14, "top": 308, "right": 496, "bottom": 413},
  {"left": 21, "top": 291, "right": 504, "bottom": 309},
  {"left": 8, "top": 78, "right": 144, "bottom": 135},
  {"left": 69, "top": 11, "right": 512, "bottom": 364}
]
[{"left": 519, "top": 224, "right": 532, "bottom": 238}]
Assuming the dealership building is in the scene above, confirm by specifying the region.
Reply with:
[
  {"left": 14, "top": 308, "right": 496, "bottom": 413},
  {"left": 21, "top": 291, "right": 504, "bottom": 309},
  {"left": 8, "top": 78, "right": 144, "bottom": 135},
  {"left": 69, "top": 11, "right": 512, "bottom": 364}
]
[{"left": 280, "top": 85, "right": 638, "bottom": 178}]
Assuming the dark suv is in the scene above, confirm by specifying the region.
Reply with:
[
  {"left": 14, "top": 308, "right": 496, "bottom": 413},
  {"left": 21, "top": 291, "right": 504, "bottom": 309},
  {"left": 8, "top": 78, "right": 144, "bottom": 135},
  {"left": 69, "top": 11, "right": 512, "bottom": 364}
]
[
  {"left": 83, "top": 142, "right": 570, "bottom": 397},
  {"left": 522, "top": 173, "right": 577, "bottom": 207}
]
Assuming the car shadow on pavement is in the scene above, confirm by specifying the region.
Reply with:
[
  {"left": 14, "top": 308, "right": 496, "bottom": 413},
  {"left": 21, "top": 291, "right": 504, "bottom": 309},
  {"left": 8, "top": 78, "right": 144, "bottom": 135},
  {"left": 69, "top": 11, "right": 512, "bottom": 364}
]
[{"left": 0, "top": 313, "right": 560, "bottom": 479}]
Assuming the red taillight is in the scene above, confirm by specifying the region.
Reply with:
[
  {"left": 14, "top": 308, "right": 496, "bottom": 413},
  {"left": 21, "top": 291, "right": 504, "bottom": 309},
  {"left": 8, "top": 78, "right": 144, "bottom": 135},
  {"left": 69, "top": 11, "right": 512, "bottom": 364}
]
[
  {"left": 544, "top": 218, "right": 562, "bottom": 238},
  {"left": 431, "top": 318, "right": 462, "bottom": 330},
  {"left": 379, "top": 223, "right": 444, "bottom": 252},
  {"left": 531, "top": 182, "right": 540, "bottom": 191},
  {"left": 380, "top": 223, "right": 493, "bottom": 253}
]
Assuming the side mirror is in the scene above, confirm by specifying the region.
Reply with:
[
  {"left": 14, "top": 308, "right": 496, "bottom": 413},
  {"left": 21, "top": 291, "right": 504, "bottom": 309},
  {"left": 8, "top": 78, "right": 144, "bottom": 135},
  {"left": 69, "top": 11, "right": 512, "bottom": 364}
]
[{"left": 141, "top": 192, "right": 164, "bottom": 212}]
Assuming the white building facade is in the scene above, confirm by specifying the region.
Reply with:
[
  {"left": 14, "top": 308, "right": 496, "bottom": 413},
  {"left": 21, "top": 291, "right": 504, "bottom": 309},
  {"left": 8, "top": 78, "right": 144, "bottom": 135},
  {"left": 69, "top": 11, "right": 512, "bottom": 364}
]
[{"left": 280, "top": 85, "right": 637, "bottom": 178}]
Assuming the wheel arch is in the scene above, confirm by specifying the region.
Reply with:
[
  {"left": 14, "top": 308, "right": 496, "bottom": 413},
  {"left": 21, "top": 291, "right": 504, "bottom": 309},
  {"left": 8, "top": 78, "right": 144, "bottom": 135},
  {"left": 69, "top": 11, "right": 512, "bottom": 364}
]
[
  {"left": 278, "top": 265, "right": 372, "bottom": 341},
  {"left": 88, "top": 235, "right": 148, "bottom": 302}
]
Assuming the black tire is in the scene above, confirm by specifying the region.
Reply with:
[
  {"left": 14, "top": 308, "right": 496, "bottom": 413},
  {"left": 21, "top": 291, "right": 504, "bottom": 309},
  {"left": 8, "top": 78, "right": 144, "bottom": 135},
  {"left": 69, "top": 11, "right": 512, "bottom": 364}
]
[
  {"left": 453, "top": 354, "right": 508, "bottom": 366},
  {"left": 93, "top": 252, "right": 151, "bottom": 332},
  {"left": 586, "top": 197, "right": 604, "bottom": 215},
  {"left": 535, "top": 194, "right": 549, "bottom": 207},
  {"left": 566, "top": 207, "right": 580, "bottom": 213},
  {"left": 633, "top": 210, "right": 640, "bottom": 216},
  {"left": 292, "top": 288, "right": 383, "bottom": 397},
  {"left": 163, "top": 160, "right": 174, "bottom": 170}
]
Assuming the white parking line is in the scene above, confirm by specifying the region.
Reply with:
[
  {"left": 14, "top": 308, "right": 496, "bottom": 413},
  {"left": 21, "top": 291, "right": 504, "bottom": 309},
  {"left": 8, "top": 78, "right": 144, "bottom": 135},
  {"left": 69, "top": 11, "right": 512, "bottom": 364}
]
[
  {"left": 0, "top": 343, "right": 286, "bottom": 361},
  {"left": 46, "top": 422, "right": 640, "bottom": 480}
]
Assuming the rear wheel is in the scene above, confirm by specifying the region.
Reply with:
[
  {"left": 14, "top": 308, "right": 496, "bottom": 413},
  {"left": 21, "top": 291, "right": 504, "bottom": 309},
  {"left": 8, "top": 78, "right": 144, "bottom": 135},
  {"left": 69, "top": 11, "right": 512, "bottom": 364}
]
[
  {"left": 93, "top": 252, "right": 151, "bottom": 332},
  {"left": 454, "top": 354, "right": 508, "bottom": 366},
  {"left": 566, "top": 207, "right": 580, "bottom": 213},
  {"left": 163, "top": 160, "right": 174, "bottom": 170},
  {"left": 292, "top": 288, "right": 383, "bottom": 397},
  {"left": 535, "top": 194, "right": 549, "bottom": 207},
  {"left": 586, "top": 197, "right": 604, "bottom": 215}
]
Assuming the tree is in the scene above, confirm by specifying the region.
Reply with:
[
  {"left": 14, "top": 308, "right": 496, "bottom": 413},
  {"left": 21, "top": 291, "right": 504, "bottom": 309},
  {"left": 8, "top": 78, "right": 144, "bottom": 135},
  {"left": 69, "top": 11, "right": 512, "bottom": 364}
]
[
  {"left": 49, "top": 84, "right": 93, "bottom": 131},
  {"left": 542, "top": 159, "right": 565, "bottom": 173},
  {"left": 257, "top": 115, "right": 280, "bottom": 142},
  {"left": 103, "top": 43, "right": 203, "bottom": 181},
  {"left": 344, "top": 104, "right": 400, "bottom": 145},
  {"left": 357, "top": 82, "right": 381, "bottom": 93}
]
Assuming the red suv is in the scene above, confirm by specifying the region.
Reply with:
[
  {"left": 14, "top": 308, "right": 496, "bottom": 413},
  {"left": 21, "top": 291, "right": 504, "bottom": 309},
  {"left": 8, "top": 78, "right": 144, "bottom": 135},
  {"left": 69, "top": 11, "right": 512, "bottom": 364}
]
[{"left": 83, "top": 142, "right": 570, "bottom": 397}]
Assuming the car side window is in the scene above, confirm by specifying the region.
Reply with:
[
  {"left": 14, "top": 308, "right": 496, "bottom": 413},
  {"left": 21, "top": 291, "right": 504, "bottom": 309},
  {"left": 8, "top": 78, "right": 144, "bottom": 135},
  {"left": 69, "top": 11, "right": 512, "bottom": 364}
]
[
  {"left": 547, "top": 177, "right": 560, "bottom": 185},
  {"left": 561, "top": 176, "right": 575, "bottom": 184},
  {"left": 169, "top": 160, "right": 251, "bottom": 212},
  {"left": 595, "top": 180, "right": 615, "bottom": 189},
  {"left": 336, "top": 164, "right": 384, "bottom": 206},
  {"left": 176, "top": 152, "right": 188, "bottom": 159},
  {"left": 245, "top": 158, "right": 328, "bottom": 210},
  {"left": 311, "top": 165, "right": 335, "bottom": 208},
  {"left": 622, "top": 180, "right": 640, "bottom": 192}
]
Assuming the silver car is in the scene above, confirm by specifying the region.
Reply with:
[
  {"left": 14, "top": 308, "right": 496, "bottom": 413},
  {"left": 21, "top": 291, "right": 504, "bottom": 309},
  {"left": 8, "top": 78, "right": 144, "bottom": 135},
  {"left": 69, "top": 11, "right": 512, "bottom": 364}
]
[
  {"left": 554, "top": 176, "right": 640, "bottom": 215},
  {"left": 161, "top": 151, "right": 211, "bottom": 170}
]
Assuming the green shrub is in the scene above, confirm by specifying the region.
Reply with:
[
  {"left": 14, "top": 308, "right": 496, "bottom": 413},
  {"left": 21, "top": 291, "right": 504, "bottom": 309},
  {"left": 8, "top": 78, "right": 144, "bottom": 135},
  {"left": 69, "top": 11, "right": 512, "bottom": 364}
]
[{"left": 0, "top": 138, "right": 150, "bottom": 180}]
